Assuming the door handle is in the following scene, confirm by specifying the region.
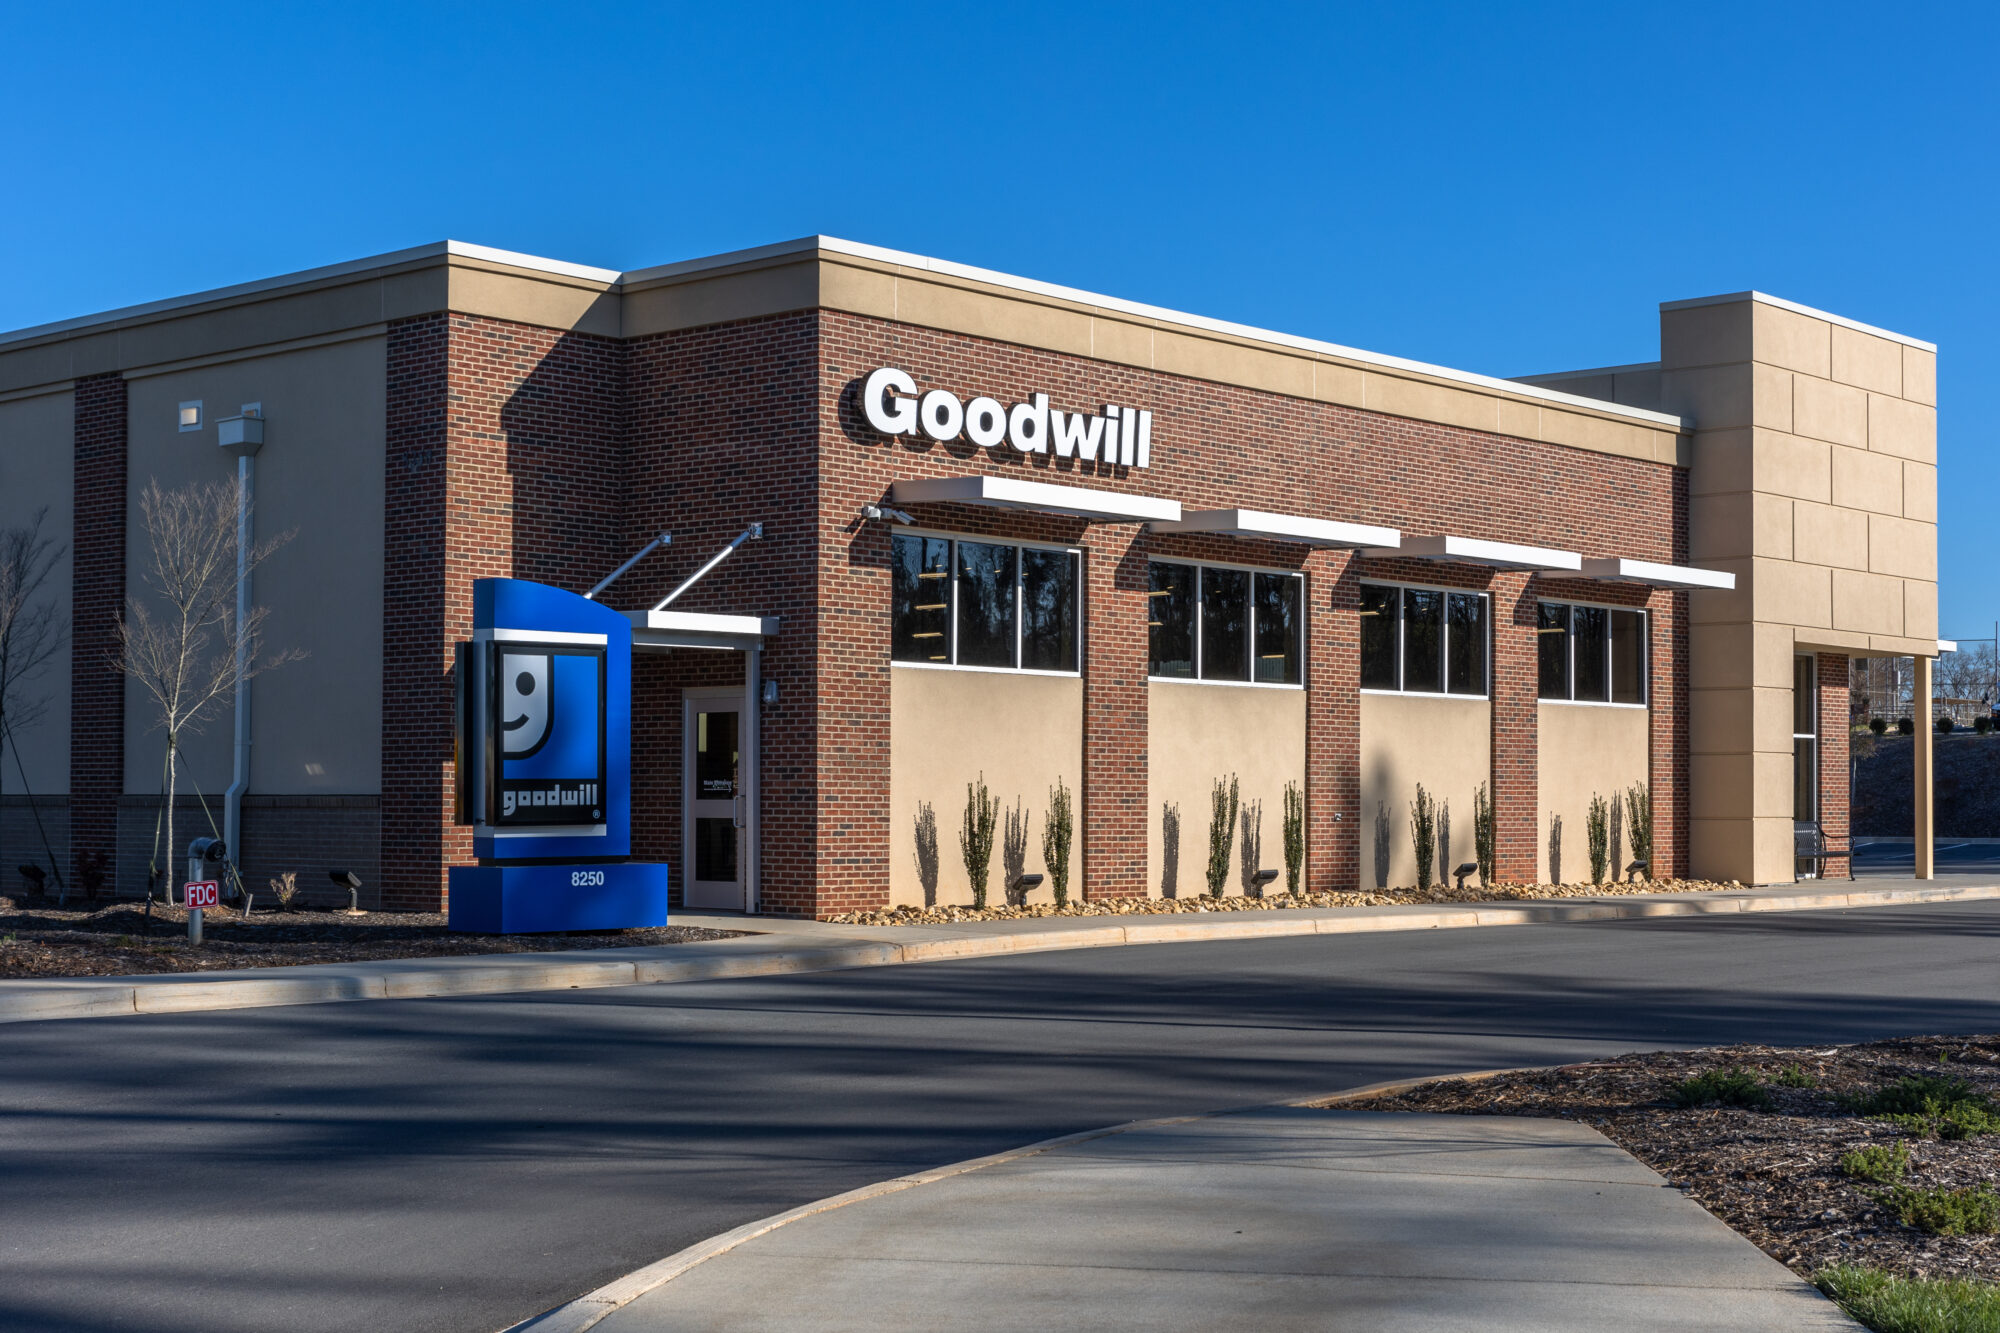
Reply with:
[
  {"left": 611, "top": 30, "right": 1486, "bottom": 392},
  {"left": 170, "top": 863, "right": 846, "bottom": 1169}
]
[{"left": 733, "top": 794, "right": 745, "bottom": 829}]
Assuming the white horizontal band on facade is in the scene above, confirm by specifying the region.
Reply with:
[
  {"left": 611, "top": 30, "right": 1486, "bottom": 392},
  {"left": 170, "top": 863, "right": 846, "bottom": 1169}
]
[
  {"left": 1150, "top": 508, "right": 1400, "bottom": 550},
  {"left": 1579, "top": 556, "right": 1735, "bottom": 591},
  {"left": 1360, "top": 534, "right": 1583, "bottom": 572},
  {"left": 890, "top": 475, "right": 1182, "bottom": 524}
]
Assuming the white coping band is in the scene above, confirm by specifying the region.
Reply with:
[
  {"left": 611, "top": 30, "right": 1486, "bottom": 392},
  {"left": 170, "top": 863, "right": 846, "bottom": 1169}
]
[
  {"left": 1660, "top": 291, "right": 1936, "bottom": 352},
  {"left": 1362, "top": 534, "right": 1583, "bottom": 572},
  {"left": 891, "top": 475, "right": 1181, "bottom": 524},
  {"left": 1579, "top": 556, "right": 1736, "bottom": 591},
  {"left": 0, "top": 235, "right": 1692, "bottom": 431},
  {"left": 1150, "top": 508, "right": 1401, "bottom": 550}
]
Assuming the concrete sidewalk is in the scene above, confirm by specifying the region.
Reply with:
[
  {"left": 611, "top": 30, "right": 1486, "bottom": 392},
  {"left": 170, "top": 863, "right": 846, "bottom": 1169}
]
[
  {"left": 3, "top": 877, "right": 1995, "bottom": 1025},
  {"left": 523, "top": 1108, "right": 1851, "bottom": 1332}
]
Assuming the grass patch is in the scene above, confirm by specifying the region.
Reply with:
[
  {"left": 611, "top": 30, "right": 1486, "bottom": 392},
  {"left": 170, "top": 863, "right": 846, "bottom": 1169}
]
[
  {"left": 1843, "top": 1140, "right": 1912, "bottom": 1185},
  {"left": 1775, "top": 1062, "right": 1817, "bottom": 1088},
  {"left": 1872, "top": 1184, "right": 2000, "bottom": 1237},
  {"left": 1845, "top": 1077, "right": 2000, "bottom": 1140},
  {"left": 1817, "top": 1264, "right": 2000, "bottom": 1333},
  {"left": 1666, "top": 1067, "right": 1772, "bottom": 1111}
]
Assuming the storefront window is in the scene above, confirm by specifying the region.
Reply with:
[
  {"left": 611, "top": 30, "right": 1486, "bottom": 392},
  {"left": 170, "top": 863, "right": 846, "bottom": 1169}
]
[
  {"left": 1148, "top": 561, "right": 1305, "bottom": 686},
  {"left": 1794, "top": 655, "right": 1817, "bottom": 823},
  {"left": 1360, "top": 582, "right": 1490, "bottom": 697},
  {"left": 1538, "top": 601, "right": 1647, "bottom": 705},
  {"left": 891, "top": 533, "right": 1079, "bottom": 673}
]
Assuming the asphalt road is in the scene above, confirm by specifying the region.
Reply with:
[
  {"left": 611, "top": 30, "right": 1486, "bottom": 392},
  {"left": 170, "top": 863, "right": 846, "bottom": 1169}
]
[
  {"left": 1857, "top": 838, "right": 2000, "bottom": 876},
  {"left": 7, "top": 901, "right": 2000, "bottom": 1333}
]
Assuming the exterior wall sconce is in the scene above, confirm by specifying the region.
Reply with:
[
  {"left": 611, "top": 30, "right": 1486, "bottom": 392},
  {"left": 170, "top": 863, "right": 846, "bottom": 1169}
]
[
  {"left": 178, "top": 401, "right": 203, "bottom": 431},
  {"left": 863, "top": 504, "right": 914, "bottom": 524}
]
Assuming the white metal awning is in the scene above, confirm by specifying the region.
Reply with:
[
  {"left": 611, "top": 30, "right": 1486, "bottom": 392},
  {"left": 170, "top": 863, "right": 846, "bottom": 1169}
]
[
  {"left": 1149, "top": 508, "right": 1400, "bottom": 550},
  {"left": 625, "top": 609, "right": 778, "bottom": 653},
  {"left": 890, "top": 475, "right": 1180, "bottom": 524},
  {"left": 1360, "top": 534, "right": 1583, "bottom": 572},
  {"left": 1579, "top": 556, "right": 1736, "bottom": 591}
]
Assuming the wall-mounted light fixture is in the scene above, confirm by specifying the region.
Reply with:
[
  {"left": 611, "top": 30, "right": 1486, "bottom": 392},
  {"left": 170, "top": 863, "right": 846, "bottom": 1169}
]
[
  {"left": 761, "top": 679, "right": 779, "bottom": 705},
  {"left": 178, "top": 401, "right": 203, "bottom": 432},
  {"left": 863, "top": 504, "right": 915, "bottom": 524}
]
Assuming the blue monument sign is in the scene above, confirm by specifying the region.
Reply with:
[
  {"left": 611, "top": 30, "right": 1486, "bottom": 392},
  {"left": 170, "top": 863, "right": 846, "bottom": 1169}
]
[{"left": 448, "top": 578, "right": 670, "bottom": 932}]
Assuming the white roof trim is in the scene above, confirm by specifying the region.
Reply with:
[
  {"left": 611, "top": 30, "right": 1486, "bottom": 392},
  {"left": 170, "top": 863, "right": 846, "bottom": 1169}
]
[
  {"left": 1361, "top": 534, "right": 1583, "bottom": 572},
  {"left": 1580, "top": 556, "right": 1735, "bottom": 591},
  {"left": 1151, "top": 508, "right": 1399, "bottom": 550},
  {"left": 891, "top": 475, "right": 1180, "bottom": 524},
  {"left": 1660, "top": 291, "right": 1935, "bottom": 352},
  {"left": 1940, "top": 638, "right": 1960, "bottom": 654},
  {"left": 625, "top": 609, "right": 777, "bottom": 653}
]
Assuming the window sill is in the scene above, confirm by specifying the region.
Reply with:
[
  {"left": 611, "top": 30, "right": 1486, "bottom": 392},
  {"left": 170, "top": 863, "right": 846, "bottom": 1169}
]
[
  {"left": 891, "top": 661, "right": 1081, "bottom": 679},
  {"left": 1149, "top": 676, "right": 1305, "bottom": 692},
  {"left": 1359, "top": 688, "right": 1490, "bottom": 700},
  {"left": 1537, "top": 697, "right": 1650, "bottom": 710}
]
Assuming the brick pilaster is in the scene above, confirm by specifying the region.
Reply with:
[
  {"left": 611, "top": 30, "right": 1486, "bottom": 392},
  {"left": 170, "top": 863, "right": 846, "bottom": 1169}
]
[
  {"left": 1082, "top": 526, "right": 1150, "bottom": 899},
  {"left": 1489, "top": 571, "right": 1539, "bottom": 880},
  {"left": 69, "top": 373, "right": 126, "bottom": 891},
  {"left": 1650, "top": 591, "right": 1691, "bottom": 879},
  {"left": 1307, "top": 550, "right": 1360, "bottom": 890},
  {"left": 1818, "top": 653, "right": 1851, "bottom": 877}
]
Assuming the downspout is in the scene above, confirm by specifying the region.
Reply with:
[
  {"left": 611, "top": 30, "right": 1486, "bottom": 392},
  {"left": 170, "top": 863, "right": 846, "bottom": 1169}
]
[{"left": 218, "top": 409, "right": 265, "bottom": 895}]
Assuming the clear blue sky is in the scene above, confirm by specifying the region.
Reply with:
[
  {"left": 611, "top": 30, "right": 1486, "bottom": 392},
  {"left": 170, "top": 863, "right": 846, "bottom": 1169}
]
[{"left": 6, "top": 2, "right": 1991, "bottom": 634}]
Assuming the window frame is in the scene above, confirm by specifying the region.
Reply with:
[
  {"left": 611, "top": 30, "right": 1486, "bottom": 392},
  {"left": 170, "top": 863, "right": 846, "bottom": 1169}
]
[
  {"left": 890, "top": 528, "right": 1084, "bottom": 677},
  {"left": 1147, "top": 557, "right": 1307, "bottom": 690},
  {"left": 1793, "top": 653, "right": 1818, "bottom": 826},
  {"left": 1357, "top": 579, "right": 1492, "bottom": 698},
  {"left": 1536, "top": 599, "right": 1650, "bottom": 708}
]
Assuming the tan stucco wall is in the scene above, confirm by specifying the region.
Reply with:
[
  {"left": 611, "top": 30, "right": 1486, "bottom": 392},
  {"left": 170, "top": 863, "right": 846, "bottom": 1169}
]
[
  {"left": 1358, "top": 693, "right": 1491, "bottom": 890},
  {"left": 0, "top": 388, "right": 75, "bottom": 792},
  {"left": 121, "top": 336, "right": 386, "bottom": 796},
  {"left": 1537, "top": 703, "right": 1651, "bottom": 884},
  {"left": 888, "top": 667, "right": 1083, "bottom": 907},
  {"left": 1146, "top": 682, "right": 1305, "bottom": 899}
]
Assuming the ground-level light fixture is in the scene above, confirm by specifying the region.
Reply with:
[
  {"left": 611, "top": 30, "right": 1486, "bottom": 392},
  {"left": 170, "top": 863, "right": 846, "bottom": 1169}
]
[
  {"left": 1011, "top": 873, "right": 1045, "bottom": 896},
  {"left": 1453, "top": 861, "right": 1478, "bottom": 891},
  {"left": 1625, "top": 860, "right": 1650, "bottom": 882},
  {"left": 1252, "top": 869, "right": 1280, "bottom": 892},
  {"left": 330, "top": 869, "right": 364, "bottom": 914}
]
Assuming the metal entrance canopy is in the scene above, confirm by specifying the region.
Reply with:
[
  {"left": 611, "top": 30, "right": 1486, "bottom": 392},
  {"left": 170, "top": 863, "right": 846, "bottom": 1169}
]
[
  {"left": 624, "top": 609, "right": 779, "bottom": 653},
  {"left": 1362, "top": 534, "right": 1584, "bottom": 572}
]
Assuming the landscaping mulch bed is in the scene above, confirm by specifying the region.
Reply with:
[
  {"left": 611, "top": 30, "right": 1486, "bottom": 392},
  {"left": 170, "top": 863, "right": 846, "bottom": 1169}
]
[
  {"left": 826, "top": 877, "right": 1744, "bottom": 925},
  {"left": 0, "top": 895, "right": 748, "bottom": 979},
  {"left": 1346, "top": 1035, "right": 2000, "bottom": 1286}
]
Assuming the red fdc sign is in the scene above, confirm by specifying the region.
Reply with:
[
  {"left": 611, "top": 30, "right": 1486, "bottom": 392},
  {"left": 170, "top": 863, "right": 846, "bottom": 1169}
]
[{"left": 184, "top": 881, "right": 220, "bottom": 910}]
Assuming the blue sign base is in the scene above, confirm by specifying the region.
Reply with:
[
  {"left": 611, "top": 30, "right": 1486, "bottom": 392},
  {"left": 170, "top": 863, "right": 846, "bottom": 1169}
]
[{"left": 447, "top": 862, "right": 671, "bottom": 934}]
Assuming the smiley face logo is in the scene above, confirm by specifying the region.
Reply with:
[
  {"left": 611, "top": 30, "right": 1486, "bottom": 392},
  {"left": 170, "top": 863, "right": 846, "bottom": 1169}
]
[{"left": 499, "top": 652, "right": 552, "bottom": 756}]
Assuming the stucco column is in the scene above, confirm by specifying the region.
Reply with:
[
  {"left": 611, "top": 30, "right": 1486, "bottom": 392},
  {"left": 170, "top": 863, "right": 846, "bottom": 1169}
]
[{"left": 1914, "top": 654, "right": 1934, "bottom": 880}]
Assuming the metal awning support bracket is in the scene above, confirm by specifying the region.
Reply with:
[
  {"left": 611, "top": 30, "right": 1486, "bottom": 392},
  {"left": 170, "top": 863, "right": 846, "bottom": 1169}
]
[{"left": 654, "top": 524, "right": 764, "bottom": 612}]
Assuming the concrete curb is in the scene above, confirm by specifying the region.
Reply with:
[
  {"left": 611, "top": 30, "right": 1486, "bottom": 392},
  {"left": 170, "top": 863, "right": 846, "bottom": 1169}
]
[
  {"left": 495, "top": 1064, "right": 1562, "bottom": 1333},
  {"left": 6, "top": 880, "right": 1997, "bottom": 1027}
]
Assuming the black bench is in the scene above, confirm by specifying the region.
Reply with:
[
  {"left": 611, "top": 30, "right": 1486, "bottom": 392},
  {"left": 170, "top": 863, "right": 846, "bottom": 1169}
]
[{"left": 1794, "top": 822, "right": 1854, "bottom": 881}]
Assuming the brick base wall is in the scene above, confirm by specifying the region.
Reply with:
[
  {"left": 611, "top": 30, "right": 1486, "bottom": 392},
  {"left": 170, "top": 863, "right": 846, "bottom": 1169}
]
[
  {"left": 2, "top": 797, "right": 70, "bottom": 896},
  {"left": 114, "top": 796, "right": 382, "bottom": 905}
]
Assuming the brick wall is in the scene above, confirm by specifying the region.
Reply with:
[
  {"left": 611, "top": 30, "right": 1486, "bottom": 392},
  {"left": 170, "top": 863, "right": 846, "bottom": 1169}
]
[
  {"left": 114, "top": 795, "right": 381, "bottom": 904},
  {"left": 1818, "top": 652, "right": 1852, "bottom": 878},
  {"left": 69, "top": 373, "right": 126, "bottom": 889}
]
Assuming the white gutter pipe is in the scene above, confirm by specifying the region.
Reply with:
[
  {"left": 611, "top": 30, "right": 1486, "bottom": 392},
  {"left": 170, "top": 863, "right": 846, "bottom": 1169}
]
[{"left": 217, "top": 410, "right": 265, "bottom": 896}]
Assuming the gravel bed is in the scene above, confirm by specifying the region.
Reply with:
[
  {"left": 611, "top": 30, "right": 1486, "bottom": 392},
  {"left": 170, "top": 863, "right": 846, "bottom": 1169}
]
[
  {"left": 0, "top": 895, "right": 748, "bottom": 979},
  {"left": 826, "top": 877, "right": 1746, "bottom": 925},
  {"left": 1345, "top": 1035, "right": 2000, "bottom": 1284}
]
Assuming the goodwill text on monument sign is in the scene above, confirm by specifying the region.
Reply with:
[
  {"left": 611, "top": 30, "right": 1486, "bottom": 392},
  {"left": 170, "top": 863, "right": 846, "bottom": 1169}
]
[{"left": 861, "top": 367, "right": 1154, "bottom": 468}]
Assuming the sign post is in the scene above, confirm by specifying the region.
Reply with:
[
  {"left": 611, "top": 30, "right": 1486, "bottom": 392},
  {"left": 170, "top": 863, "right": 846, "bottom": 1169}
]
[{"left": 184, "top": 879, "right": 219, "bottom": 945}]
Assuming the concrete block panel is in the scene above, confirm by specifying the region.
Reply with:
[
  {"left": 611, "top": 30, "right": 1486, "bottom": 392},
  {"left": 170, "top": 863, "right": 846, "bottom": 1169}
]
[
  {"left": 1662, "top": 300, "right": 1752, "bottom": 369},
  {"left": 1751, "top": 430, "right": 1831, "bottom": 503},
  {"left": 1754, "top": 624, "right": 1802, "bottom": 690},
  {"left": 1691, "top": 492, "right": 1753, "bottom": 560},
  {"left": 1689, "top": 685, "right": 1755, "bottom": 756},
  {"left": 1310, "top": 358, "right": 1368, "bottom": 411},
  {"left": 1690, "top": 815, "right": 1757, "bottom": 883},
  {"left": 1090, "top": 317, "right": 1155, "bottom": 372},
  {"left": 1903, "top": 462, "right": 1937, "bottom": 523},
  {"left": 1689, "top": 557, "right": 1753, "bottom": 624},
  {"left": 896, "top": 278, "right": 1099, "bottom": 362},
  {"left": 1691, "top": 752, "right": 1756, "bottom": 819},
  {"left": 1659, "top": 364, "right": 1752, "bottom": 430},
  {"left": 1363, "top": 372, "right": 1498, "bottom": 435},
  {"left": 1752, "top": 559, "right": 1832, "bottom": 628},
  {"left": 1790, "top": 375, "right": 1868, "bottom": 447},
  {"left": 1795, "top": 628, "right": 1873, "bottom": 656},
  {"left": 1752, "top": 814, "right": 1799, "bottom": 885},
  {"left": 1357, "top": 692, "right": 1489, "bottom": 892},
  {"left": 1832, "top": 568, "right": 1907, "bottom": 638},
  {"left": 1690, "top": 623, "right": 1756, "bottom": 689},
  {"left": 1612, "top": 367, "right": 1663, "bottom": 410},
  {"left": 1752, "top": 363, "right": 1794, "bottom": 432},
  {"left": 1829, "top": 445, "right": 1903, "bottom": 513},
  {"left": 1868, "top": 512, "right": 1938, "bottom": 581},
  {"left": 1831, "top": 325, "right": 1905, "bottom": 395},
  {"left": 1904, "top": 581, "right": 1939, "bottom": 643},
  {"left": 1903, "top": 345, "right": 1937, "bottom": 406},
  {"left": 1752, "top": 302, "right": 1832, "bottom": 378},
  {"left": 1689, "top": 428, "right": 1753, "bottom": 497},
  {"left": 1494, "top": 396, "right": 1541, "bottom": 442},
  {"left": 1790, "top": 502, "right": 1869, "bottom": 571},
  {"left": 1755, "top": 496, "right": 1795, "bottom": 560},
  {"left": 1151, "top": 681, "right": 1307, "bottom": 899},
  {"left": 1868, "top": 393, "right": 1937, "bottom": 462}
]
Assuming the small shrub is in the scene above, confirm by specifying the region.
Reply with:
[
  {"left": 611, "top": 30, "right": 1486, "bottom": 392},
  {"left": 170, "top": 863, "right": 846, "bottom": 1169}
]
[
  {"left": 1774, "top": 1063, "right": 1817, "bottom": 1089},
  {"left": 1205, "top": 774, "right": 1239, "bottom": 899},
  {"left": 1873, "top": 1183, "right": 2000, "bottom": 1236},
  {"left": 1898, "top": 717, "right": 1915, "bottom": 735},
  {"left": 77, "top": 850, "right": 109, "bottom": 902},
  {"left": 1979, "top": 716, "right": 1995, "bottom": 735},
  {"left": 1868, "top": 716, "right": 1889, "bottom": 735},
  {"left": 959, "top": 774, "right": 998, "bottom": 910},
  {"left": 1041, "top": 778, "right": 1074, "bottom": 908},
  {"left": 1817, "top": 1265, "right": 2000, "bottom": 1332},
  {"left": 1840, "top": 1140, "right": 1910, "bottom": 1185},
  {"left": 1409, "top": 785, "right": 1437, "bottom": 893},
  {"left": 1472, "top": 782, "right": 1495, "bottom": 888},
  {"left": 1586, "top": 793, "right": 1610, "bottom": 884},
  {"left": 268, "top": 871, "right": 300, "bottom": 910},
  {"left": 1281, "top": 780, "right": 1305, "bottom": 898},
  {"left": 1845, "top": 1076, "right": 2000, "bottom": 1139},
  {"left": 1667, "top": 1067, "right": 1772, "bottom": 1111},
  {"left": 1939, "top": 715, "right": 1956, "bottom": 735}
]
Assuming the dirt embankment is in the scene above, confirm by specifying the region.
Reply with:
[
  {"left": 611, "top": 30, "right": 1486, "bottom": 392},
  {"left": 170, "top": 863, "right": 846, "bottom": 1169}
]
[{"left": 1853, "top": 732, "right": 2000, "bottom": 837}]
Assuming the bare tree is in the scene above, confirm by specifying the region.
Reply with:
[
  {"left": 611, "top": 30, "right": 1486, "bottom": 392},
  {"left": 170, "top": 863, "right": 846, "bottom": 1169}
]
[
  {"left": 114, "top": 480, "right": 300, "bottom": 900},
  {"left": 0, "top": 510, "right": 68, "bottom": 884}
]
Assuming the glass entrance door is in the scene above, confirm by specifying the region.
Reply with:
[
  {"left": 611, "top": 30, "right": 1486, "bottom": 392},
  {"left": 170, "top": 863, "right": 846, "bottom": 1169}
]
[{"left": 684, "top": 692, "right": 746, "bottom": 910}]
